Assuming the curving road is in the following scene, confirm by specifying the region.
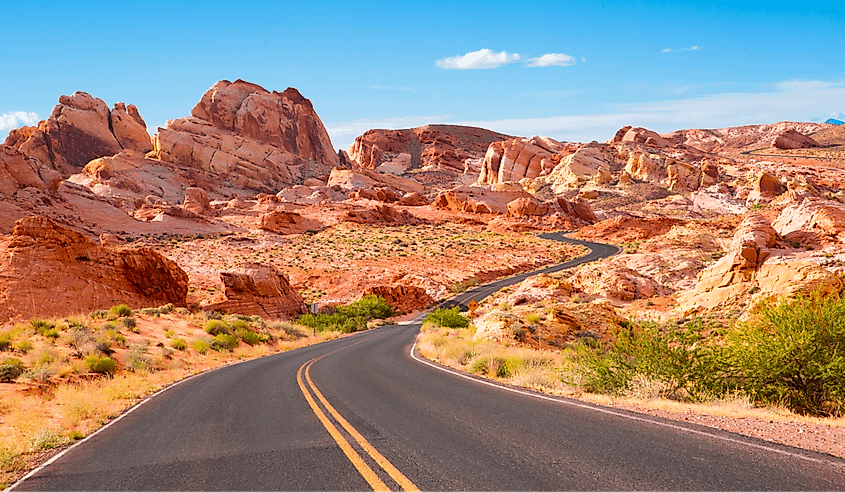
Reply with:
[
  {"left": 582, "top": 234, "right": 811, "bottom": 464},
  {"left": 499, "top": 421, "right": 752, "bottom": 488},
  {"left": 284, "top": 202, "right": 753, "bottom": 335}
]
[{"left": 10, "top": 233, "right": 845, "bottom": 491}]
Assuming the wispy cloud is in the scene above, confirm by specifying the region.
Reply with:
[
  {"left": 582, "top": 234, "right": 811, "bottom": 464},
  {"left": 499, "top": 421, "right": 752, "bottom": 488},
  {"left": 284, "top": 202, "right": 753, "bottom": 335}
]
[
  {"left": 525, "top": 53, "right": 576, "bottom": 67},
  {"left": 436, "top": 49, "right": 521, "bottom": 70},
  {"left": 453, "top": 80, "right": 845, "bottom": 142},
  {"left": 0, "top": 111, "right": 39, "bottom": 132},
  {"left": 662, "top": 46, "right": 700, "bottom": 53},
  {"left": 371, "top": 85, "right": 414, "bottom": 91}
]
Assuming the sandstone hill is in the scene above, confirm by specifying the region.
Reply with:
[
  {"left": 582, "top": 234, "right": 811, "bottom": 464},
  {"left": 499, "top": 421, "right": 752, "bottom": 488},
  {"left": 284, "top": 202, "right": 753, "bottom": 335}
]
[{"left": 2, "top": 79, "right": 845, "bottom": 327}]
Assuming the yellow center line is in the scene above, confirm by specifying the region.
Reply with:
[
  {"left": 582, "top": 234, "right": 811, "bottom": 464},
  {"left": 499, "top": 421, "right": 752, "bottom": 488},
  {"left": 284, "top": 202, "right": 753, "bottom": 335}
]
[
  {"left": 304, "top": 360, "right": 421, "bottom": 492},
  {"left": 297, "top": 358, "right": 389, "bottom": 492}
]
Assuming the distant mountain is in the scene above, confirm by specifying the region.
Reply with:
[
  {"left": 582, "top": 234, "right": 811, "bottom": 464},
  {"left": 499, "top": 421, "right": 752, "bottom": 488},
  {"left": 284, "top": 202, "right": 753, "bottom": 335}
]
[{"left": 825, "top": 118, "right": 844, "bottom": 125}]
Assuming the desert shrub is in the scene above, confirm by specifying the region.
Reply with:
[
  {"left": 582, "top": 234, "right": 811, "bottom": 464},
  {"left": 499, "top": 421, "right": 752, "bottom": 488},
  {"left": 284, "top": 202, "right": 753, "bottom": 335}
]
[
  {"left": 14, "top": 340, "right": 33, "bottom": 353},
  {"left": 525, "top": 313, "right": 542, "bottom": 325},
  {"left": 88, "top": 309, "right": 109, "bottom": 320},
  {"left": 29, "top": 430, "right": 73, "bottom": 451},
  {"left": 164, "top": 329, "right": 175, "bottom": 339},
  {"left": 171, "top": 338, "right": 187, "bottom": 351},
  {"left": 192, "top": 339, "right": 210, "bottom": 354},
  {"left": 425, "top": 307, "right": 469, "bottom": 328},
  {"left": 722, "top": 293, "right": 845, "bottom": 417},
  {"left": 574, "top": 318, "right": 721, "bottom": 400},
  {"left": 203, "top": 320, "right": 231, "bottom": 336},
  {"left": 105, "top": 328, "right": 126, "bottom": 346},
  {"left": 270, "top": 321, "right": 305, "bottom": 337},
  {"left": 0, "top": 364, "right": 23, "bottom": 383},
  {"left": 109, "top": 304, "right": 132, "bottom": 318},
  {"left": 120, "top": 317, "right": 137, "bottom": 332},
  {"left": 211, "top": 333, "right": 239, "bottom": 351},
  {"left": 0, "top": 331, "right": 11, "bottom": 351},
  {"left": 470, "top": 355, "right": 521, "bottom": 378},
  {"left": 295, "top": 295, "right": 393, "bottom": 334},
  {"left": 83, "top": 355, "right": 116, "bottom": 375},
  {"left": 235, "top": 328, "right": 260, "bottom": 346},
  {"left": 125, "top": 344, "right": 153, "bottom": 372}
]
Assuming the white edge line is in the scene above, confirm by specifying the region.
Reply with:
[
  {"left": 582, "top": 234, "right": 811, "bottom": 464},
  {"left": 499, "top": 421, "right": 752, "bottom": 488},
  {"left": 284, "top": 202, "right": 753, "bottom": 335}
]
[{"left": 409, "top": 340, "right": 845, "bottom": 468}]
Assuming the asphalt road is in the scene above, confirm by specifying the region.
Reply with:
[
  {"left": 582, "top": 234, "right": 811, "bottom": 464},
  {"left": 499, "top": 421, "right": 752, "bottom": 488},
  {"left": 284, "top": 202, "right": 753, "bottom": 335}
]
[{"left": 11, "top": 233, "right": 845, "bottom": 491}]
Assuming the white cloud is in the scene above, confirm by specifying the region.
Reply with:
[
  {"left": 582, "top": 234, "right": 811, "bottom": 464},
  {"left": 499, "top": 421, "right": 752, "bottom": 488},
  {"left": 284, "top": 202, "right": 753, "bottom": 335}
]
[
  {"left": 436, "top": 49, "right": 521, "bottom": 70},
  {"left": 525, "top": 53, "right": 576, "bottom": 67},
  {"left": 663, "top": 46, "right": 700, "bottom": 53},
  {"left": 0, "top": 111, "right": 39, "bottom": 132},
  {"left": 452, "top": 80, "right": 845, "bottom": 143}
]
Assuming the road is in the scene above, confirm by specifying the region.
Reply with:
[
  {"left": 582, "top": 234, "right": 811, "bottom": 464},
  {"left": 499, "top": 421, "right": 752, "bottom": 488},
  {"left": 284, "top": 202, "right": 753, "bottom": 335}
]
[{"left": 11, "top": 233, "right": 845, "bottom": 491}]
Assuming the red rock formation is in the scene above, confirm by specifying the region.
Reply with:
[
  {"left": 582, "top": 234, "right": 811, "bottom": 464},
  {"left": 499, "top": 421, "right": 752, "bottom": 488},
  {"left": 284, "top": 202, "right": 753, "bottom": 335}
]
[
  {"left": 259, "top": 211, "right": 325, "bottom": 235},
  {"left": 507, "top": 197, "right": 549, "bottom": 217},
  {"left": 434, "top": 186, "right": 532, "bottom": 215},
  {"left": 0, "top": 145, "right": 50, "bottom": 195},
  {"left": 663, "top": 121, "right": 828, "bottom": 154},
  {"left": 347, "top": 125, "right": 512, "bottom": 173},
  {"left": 204, "top": 263, "right": 305, "bottom": 320},
  {"left": 341, "top": 205, "right": 426, "bottom": 226},
  {"left": 608, "top": 126, "right": 671, "bottom": 148},
  {"left": 363, "top": 285, "right": 433, "bottom": 313},
  {"left": 182, "top": 187, "right": 212, "bottom": 214},
  {"left": 0, "top": 216, "right": 188, "bottom": 322},
  {"left": 7, "top": 92, "right": 153, "bottom": 176},
  {"left": 478, "top": 137, "right": 575, "bottom": 184},
  {"left": 577, "top": 215, "right": 685, "bottom": 243},
  {"left": 153, "top": 80, "right": 338, "bottom": 193},
  {"left": 771, "top": 129, "right": 822, "bottom": 149}
]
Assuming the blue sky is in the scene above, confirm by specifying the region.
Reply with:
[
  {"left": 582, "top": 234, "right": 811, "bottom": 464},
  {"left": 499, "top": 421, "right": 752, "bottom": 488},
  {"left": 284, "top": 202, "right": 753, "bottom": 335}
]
[{"left": 2, "top": 1, "right": 844, "bottom": 152}]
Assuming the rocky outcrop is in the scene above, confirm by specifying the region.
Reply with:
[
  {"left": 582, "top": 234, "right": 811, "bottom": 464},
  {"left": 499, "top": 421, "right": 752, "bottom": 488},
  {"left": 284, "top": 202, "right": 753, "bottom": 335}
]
[
  {"left": 663, "top": 121, "right": 828, "bottom": 154},
  {"left": 676, "top": 213, "right": 778, "bottom": 313},
  {"left": 434, "top": 186, "right": 532, "bottom": 214},
  {"left": 326, "top": 167, "right": 424, "bottom": 195},
  {"left": 507, "top": 197, "right": 549, "bottom": 217},
  {"left": 259, "top": 211, "right": 325, "bottom": 235},
  {"left": 7, "top": 92, "right": 152, "bottom": 176},
  {"left": 771, "top": 129, "right": 822, "bottom": 149},
  {"left": 569, "top": 261, "right": 670, "bottom": 301},
  {"left": 478, "top": 136, "right": 576, "bottom": 184},
  {"left": 0, "top": 145, "right": 55, "bottom": 195},
  {"left": 341, "top": 205, "right": 426, "bottom": 226},
  {"left": 577, "top": 215, "right": 686, "bottom": 243},
  {"left": 0, "top": 216, "right": 188, "bottom": 322},
  {"left": 204, "top": 263, "right": 305, "bottom": 320},
  {"left": 347, "top": 125, "right": 512, "bottom": 174},
  {"left": 608, "top": 126, "right": 671, "bottom": 148},
  {"left": 152, "top": 80, "right": 338, "bottom": 193},
  {"left": 182, "top": 187, "right": 212, "bottom": 215},
  {"left": 772, "top": 197, "right": 845, "bottom": 244},
  {"left": 363, "top": 285, "right": 433, "bottom": 313},
  {"left": 532, "top": 145, "right": 620, "bottom": 193},
  {"left": 505, "top": 274, "right": 572, "bottom": 306},
  {"left": 746, "top": 171, "right": 785, "bottom": 206}
]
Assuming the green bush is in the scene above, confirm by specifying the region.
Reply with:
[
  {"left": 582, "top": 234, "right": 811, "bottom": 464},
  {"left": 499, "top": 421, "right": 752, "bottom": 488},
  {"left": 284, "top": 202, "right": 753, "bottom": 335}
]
[
  {"left": 295, "top": 295, "right": 394, "bottom": 334},
  {"left": 0, "top": 331, "right": 11, "bottom": 351},
  {"left": 235, "top": 328, "right": 260, "bottom": 346},
  {"left": 109, "top": 304, "right": 132, "bottom": 318},
  {"left": 84, "top": 355, "right": 116, "bottom": 375},
  {"left": 192, "top": 339, "right": 210, "bottom": 354},
  {"left": 469, "top": 355, "right": 521, "bottom": 378},
  {"left": 212, "top": 333, "right": 239, "bottom": 351},
  {"left": 575, "top": 319, "right": 721, "bottom": 399},
  {"left": 89, "top": 309, "right": 109, "bottom": 320},
  {"left": 120, "top": 317, "right": 137, "bottom": 332},
  {"left": 125, "top": 344, "right": 152, "bottom": 372},
  {"left": 171, "top": 338, "right": 187, "bottom": 351},
  {"left": 425, "top": 307, "right": 470, "bottom": 328},
  {"left": 203, "top": 320, "right": 231, "bottom": 336},
  {"left": 0, "top": 364, "right": 23, "bottom": 383},
  {"left": 723, "top": 293, "right": 845, "bottom": 417}
]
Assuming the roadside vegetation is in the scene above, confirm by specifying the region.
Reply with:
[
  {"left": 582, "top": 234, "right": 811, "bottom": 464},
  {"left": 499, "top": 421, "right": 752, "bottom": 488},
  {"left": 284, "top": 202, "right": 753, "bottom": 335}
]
[
  {"left": 0, "top": 298, "right": 395, "bottom": 488},
  {"left": 295, "top": 295, "right": 394, "bottom": 333},
  {"left": 418, "top": 291, "right": 845, "bottom": 419}
]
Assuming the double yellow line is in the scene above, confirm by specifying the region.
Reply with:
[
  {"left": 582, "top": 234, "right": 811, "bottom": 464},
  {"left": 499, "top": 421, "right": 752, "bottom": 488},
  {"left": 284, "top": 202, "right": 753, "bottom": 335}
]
[{"left": 297, "top": 354, "right": 420, "bottom": 492}]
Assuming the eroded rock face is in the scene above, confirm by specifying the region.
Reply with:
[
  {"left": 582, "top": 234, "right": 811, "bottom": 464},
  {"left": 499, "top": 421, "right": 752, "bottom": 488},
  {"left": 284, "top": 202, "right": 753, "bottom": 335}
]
[
  {"left": 363, "top": 285, "right": 433, "bottom": 313},
  {"left": 677, "top": 213, "right": 778, "bottom": 313},
  {"left": 773, "top": 197, "right": 845, "bottom": 244},
  {"left": 8, "top": 92, "right": 153, "bottom": 176},
  {"left": 0, "top": 216, "right": 188, "bottom": 322},
  {"left": 204, "top": 263, "right": 305, "bottom": 320},
  {"left": 347, "top": 125, "right": 511, "bottom": 174},
  {"left": 772, "top": 129, "right": 822, "bottom": 150},
  {"left": 478, "top": 136, "right": 575, "bottom": 184},
  {"left": 609, "top": 126, "right": 671, "bottom": 148},
  {"left": 182, "top": 187, "right": 212, "bottom": 214},
  {"left": 326, "top": 168, "right": 424, "bottom": 195},
  {"left": 434, "top": 186, "right": 532, "bottom": 215},
  {"left": 0, "top": 145, "right": 49, "bottom": 196},
  {"left": 152, "top": 80, "right": 338, "bottom": 193}
]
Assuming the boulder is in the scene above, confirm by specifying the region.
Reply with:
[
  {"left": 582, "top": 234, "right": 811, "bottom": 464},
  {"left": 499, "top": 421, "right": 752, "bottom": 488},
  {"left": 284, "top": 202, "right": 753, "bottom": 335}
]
[
  {"left": 434, "top": 186, "right": 532, "bottom": 215},
  {"left": 772, "top": 197, "right": 845, "bottom": 244},
  {"left": 204, "top": 263, "right": 305, "bottom": 320},
  {"left": 771, "top": 129, "right": 822, "bottom": 149},
  {"left": 608, "top": 126, "right": 671, "bottom": 148},
  {"left": 505, "top": 274, "right": 572, "bottom": 306},
  {"left": 182, "top": 187, "right": 212, "bottom": 214},
  {"left": 259, "top": 211, "right": 325, "bottom": 235},
  {"left": 110, "top": 102, "right": 153, "bottom": 153},
  {"left": 746, "top": 171, "right": 785, "bottom": 205},
  {"left": 507, "top": 197, "right": 549, "bottom": 217},
  {"left": 0, "top": 216, "right": 188, "bottom": 322}
]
